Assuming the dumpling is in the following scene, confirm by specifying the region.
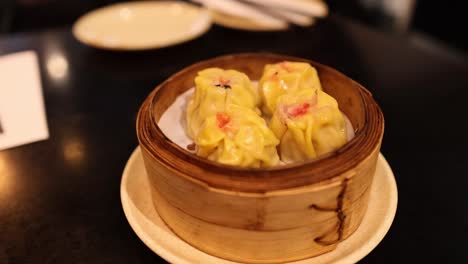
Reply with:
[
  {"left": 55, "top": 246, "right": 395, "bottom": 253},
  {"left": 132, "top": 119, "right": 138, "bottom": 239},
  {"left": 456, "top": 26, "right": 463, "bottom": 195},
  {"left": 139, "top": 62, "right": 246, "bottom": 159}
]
[
  {"left": 186, "top": 68, "right": 259, "bottom": 139},
  {"left": 195, "top": 104, "right": 280, "bottom": 168},
  {"left": 259, "top": 61, "right": 322, "bottom": 116},
  {"left": 270, "top": 89, "right": 347, "bottom": 163}
]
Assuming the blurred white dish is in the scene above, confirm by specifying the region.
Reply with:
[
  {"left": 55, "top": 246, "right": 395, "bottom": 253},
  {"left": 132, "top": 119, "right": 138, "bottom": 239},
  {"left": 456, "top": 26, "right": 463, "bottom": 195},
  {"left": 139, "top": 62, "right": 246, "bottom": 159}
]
[{"left": 73, "top": 1, "right": 212, "bottom": 51}]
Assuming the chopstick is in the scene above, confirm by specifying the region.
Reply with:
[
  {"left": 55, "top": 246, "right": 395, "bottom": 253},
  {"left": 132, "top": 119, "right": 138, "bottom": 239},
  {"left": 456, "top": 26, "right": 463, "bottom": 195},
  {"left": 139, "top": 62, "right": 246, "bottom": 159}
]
[
  {"left": 192, "top": 0, "right": 288, "bottom": 28},
  {"left": 192, "top": 0, "right": 326, "bottom": 28},
  {"left": 241, "top": 0, "right": 328, "bottom": 18},
  {"left": 248, "top": 4, "right": 316, "bottom": 26}
]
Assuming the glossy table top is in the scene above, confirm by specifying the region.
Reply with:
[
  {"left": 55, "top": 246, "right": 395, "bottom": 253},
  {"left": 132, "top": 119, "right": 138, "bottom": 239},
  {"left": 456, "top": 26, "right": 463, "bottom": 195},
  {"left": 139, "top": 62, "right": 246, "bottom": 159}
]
[{"left": 1, "top": 15, "right": 467, "bottom": 263}]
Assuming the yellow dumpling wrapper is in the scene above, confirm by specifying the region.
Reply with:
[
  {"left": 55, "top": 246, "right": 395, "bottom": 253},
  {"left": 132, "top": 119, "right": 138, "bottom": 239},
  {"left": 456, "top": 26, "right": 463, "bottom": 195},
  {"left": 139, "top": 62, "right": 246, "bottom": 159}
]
[
  {"left": 186, "top": 68, "right": 260, "bottom": 139},
  {"left": 270, "top": 89, "right": 347, "bottom": 163},
  {"left": 259, "top": 61, "right": 322, "bottom": 116},
  {"left": 196, "top": 104, "right": 279, "bottom": 168}
]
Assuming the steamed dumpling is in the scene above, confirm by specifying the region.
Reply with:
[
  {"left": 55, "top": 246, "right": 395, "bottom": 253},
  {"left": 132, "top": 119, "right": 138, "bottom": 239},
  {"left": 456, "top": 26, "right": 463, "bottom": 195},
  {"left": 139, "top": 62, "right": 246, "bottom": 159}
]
[
  {"left": 196, "top": 104, "right": 279, "bottom": 168},
  {"left": 270, "top": 89, "right": 346, "bottom": 163},
  {"left": 186, "top": 68, "right": 259, "bottom": 139},
  {"left": 259, "top": 61, "right": 322, "bottom": 116}
]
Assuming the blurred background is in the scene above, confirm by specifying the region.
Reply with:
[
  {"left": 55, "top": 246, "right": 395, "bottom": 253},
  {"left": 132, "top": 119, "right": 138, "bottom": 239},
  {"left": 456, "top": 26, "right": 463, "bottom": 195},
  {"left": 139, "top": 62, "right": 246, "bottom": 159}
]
[{"left": 1, "top": 0, "right": 466, "bottom": 53}]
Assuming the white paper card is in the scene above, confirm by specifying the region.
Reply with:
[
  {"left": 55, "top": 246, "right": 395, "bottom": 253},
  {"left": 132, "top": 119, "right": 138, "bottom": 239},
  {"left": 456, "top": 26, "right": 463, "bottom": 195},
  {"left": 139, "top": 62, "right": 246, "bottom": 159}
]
[{"left": 0, "top": 51, "right": 49, "bottom": 150}]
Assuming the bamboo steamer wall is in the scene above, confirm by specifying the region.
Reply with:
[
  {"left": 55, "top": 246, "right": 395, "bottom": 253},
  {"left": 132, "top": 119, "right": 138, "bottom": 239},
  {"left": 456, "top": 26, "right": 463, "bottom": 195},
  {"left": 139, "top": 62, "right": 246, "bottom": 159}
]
[{"left": 136, "top": 54, "right": 384, "bottom": 263}]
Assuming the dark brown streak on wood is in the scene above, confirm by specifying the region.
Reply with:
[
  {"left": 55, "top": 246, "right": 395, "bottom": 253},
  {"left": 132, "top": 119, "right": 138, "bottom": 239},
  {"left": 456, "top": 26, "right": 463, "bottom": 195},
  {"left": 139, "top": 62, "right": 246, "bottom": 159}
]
[
  {"left": 255, "top": 198, "right": 266, "bottom": 230},
  {"left": 245, "top": 198, "right": 267, "bottom": 230},
  {"left": 308, "top": 204, "right": 336, "bottom": 212},
  {"left": 313, "top": 178, "right": 349, "bottom": 246},
  {"left": 186, "top": 143, "right": 196, "bottom": 151}
]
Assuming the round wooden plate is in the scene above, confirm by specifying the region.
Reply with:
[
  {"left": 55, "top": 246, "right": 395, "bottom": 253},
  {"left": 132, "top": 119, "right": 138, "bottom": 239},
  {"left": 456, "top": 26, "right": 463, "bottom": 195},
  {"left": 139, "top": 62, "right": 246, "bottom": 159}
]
[{"left": 121, "top": 147, "right": 397, "bottom": 264}]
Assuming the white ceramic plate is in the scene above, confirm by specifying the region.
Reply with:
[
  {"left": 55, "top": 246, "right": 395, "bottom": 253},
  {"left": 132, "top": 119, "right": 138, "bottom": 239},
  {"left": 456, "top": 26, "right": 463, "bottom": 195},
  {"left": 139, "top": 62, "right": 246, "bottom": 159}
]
[
  {"left": 121, "top": 147, "right": 397, "bottom": 264},
  {"left": 73, "top": 1, "right": 212, "bottom": 51}
]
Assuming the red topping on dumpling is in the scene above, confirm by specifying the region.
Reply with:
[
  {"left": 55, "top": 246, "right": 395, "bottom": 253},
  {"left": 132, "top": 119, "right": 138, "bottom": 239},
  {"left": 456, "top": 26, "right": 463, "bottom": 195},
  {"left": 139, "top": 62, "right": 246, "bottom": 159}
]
[
  {"left": 269, "top": 71, "right": 279, "bottom": 81},
  {"left": 219, "top": 76, "right": 230, "bottom": 86},
  {"left": 279, "top": 62, "right": 291, "bottom": 72},
  {"left": 280, "top": 93, "right": 319, "bottom": 120},
  {"left": 287, "top": 103, "right": 310, "bottom": 118},
  {"left": 214, "top": 76, "right": 231, "bottom": 89},
  {"left": 216, "top": 112, "right": 231, "bottom": 130},
  {"left": 268, "top": 62, "right": 292, "bottom": 81}
]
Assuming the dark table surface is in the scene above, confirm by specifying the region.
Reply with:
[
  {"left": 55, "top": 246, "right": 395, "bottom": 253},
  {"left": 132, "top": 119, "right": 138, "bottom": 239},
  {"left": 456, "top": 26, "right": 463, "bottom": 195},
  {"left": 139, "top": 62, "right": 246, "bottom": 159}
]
[{"left": 1, "top": 15, "right": 467, "bottom": 264}]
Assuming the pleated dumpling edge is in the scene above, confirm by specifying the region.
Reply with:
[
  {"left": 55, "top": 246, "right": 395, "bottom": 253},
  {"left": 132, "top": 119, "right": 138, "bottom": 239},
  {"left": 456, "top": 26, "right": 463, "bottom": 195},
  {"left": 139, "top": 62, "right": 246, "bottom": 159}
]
[
  {"left": 186, "top": 68, "right": 260, "bottom": 139},
  {"left": 270, "top": 89, "right": 347, "bottom": 163},
  {"left": 196, "top": 104, "right": 280, "bottom": 168},
  {"left": 259, "top": 61, "right": 322, "bottom": 116}
]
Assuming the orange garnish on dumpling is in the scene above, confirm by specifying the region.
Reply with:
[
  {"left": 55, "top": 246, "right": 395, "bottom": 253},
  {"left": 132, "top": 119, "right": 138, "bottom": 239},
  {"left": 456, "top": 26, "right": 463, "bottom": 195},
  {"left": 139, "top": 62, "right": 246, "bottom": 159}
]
[
  {"left": 216, "top": 112, "right": 231, "bottom": 131},
  {"left": 287, "top": 103, "right": 310, "bottom": 118}
]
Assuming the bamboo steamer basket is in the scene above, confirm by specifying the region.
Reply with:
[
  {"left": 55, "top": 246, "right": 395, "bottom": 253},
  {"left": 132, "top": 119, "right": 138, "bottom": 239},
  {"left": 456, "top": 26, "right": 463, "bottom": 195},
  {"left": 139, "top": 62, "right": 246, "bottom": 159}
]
[{"left": 136, "top": 53, "right": 384, "bottom": 263}]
